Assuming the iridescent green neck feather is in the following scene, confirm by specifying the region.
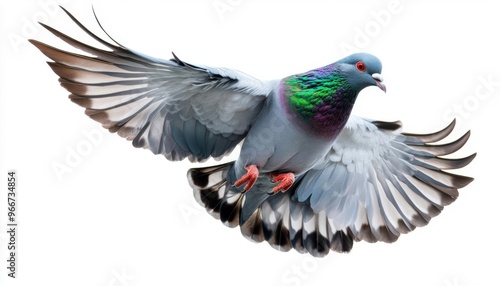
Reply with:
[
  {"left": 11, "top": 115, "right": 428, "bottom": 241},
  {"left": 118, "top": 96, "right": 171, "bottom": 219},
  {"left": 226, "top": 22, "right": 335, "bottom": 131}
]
[{"left": 281, "top": 64, "right": 357, "bottom": 138}]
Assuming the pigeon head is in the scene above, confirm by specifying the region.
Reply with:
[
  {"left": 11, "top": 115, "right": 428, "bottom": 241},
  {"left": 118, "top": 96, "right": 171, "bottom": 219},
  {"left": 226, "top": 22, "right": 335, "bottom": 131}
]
[{"left": 334, "top": 53, "right": 386, "bottom": 93}]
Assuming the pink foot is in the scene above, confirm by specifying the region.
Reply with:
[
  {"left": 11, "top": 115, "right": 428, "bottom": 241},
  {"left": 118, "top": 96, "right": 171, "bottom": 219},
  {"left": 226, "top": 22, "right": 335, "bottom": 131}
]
[
  {"left": 234, "top": 165, "right": 259, "bottom": 191},
  {"left": 270, "top": 172, "right": 295, "bottom": 193}
]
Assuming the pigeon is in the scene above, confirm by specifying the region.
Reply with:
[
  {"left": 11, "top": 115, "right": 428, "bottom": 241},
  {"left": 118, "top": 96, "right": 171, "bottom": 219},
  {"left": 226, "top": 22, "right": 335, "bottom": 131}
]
[{"left": 31, "top": 7, "right": 475, "bottom": 257}]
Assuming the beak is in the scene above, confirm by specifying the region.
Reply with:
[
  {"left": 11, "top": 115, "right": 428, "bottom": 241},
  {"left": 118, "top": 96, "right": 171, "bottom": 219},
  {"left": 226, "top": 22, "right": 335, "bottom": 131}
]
[{"left": 372, "top": 73, "right": 386, "bottom": 93}]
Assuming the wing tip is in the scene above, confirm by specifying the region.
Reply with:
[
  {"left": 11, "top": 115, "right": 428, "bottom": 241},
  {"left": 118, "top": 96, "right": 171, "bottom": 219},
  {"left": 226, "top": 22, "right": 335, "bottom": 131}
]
[
  {"left": 451, "top": 173, "right": 474, "bottom": 188},
  {"left": 403, "top": 119, "right": 458, "bottom": 143},
  {"left": 371, "top": 120, "right": 403, "bottom": 131}
]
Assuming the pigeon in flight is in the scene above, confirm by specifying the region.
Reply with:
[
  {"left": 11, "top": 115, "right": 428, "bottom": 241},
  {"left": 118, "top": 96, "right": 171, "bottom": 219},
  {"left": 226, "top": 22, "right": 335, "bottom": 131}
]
[{"left": 31, "top": 7, "right": 475, "bottom": 257}]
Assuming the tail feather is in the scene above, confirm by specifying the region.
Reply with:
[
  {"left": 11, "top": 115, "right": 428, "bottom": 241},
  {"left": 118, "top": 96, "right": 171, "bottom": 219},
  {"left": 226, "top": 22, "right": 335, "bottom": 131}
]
[
  {"left": 187, "top": 162, "right": 355, "bottom": 257},
  {"left": 260, "top": 193, "right": 292, "bottom": 252}
]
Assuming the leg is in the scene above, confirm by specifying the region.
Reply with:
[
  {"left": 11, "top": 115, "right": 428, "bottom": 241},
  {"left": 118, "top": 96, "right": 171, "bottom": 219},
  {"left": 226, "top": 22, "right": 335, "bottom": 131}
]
[
  {"left": 234, "top": 165, "right": 259, "bottom": 191},
  {"left": 270, "top": 172, "right": 295, "bottom": 193}
]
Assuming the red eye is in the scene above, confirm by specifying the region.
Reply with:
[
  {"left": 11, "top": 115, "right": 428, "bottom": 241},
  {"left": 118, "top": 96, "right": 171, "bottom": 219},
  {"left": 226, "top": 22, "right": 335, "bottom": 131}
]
[{"left": 356, "top": 61, "right": 366, "bottom": 72}]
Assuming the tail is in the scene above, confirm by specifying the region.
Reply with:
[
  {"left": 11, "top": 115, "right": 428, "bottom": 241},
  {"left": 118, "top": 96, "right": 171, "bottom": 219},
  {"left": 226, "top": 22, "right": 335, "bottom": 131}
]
[{"left": 187, "top": 162, "right": 354, "bottom": 257}]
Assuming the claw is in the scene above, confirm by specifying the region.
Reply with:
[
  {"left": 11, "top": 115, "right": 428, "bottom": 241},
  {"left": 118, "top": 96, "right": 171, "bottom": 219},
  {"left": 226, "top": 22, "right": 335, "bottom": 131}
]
[
  {"left": 234, "top": 165, "right": 259, "bottom": 191},
  {"left": 270, "top": 172, "right": 295, "bottom": 193}
]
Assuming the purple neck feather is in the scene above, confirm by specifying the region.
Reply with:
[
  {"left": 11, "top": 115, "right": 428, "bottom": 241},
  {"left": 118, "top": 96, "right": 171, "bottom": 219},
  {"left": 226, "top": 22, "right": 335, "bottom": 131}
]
[{"left": 280, "top": 65, "right": 358, "bottom": 139}]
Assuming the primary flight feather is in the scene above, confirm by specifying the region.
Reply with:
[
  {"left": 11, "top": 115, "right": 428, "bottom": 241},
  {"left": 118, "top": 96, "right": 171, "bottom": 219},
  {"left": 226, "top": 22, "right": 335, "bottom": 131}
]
[{"left": 31, "top": 7, "right": 475, "bottom": 257}]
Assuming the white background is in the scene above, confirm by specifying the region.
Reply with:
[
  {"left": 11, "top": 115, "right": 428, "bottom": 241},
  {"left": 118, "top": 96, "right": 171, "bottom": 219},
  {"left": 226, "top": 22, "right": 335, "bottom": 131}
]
[{"left": 1, "top": 1, "right": 498, "bottom": 285}]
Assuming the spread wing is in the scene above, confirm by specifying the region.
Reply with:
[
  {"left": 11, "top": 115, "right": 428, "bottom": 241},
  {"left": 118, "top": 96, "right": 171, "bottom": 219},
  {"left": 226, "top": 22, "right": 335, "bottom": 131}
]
[
  {"left": 293, "top": 116, "right": 475, "bottom": 244},
  {"left": 30, "top": 7, "right": 272, "bottom": 162},
  {"left": 189, "top": 116, "right": 475, "bottom": 257}
]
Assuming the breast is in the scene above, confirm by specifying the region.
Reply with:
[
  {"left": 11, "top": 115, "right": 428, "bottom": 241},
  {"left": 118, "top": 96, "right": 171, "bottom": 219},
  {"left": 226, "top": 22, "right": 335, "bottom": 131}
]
[{"left": 238, "top": 90, "right": 334, "bottom": 175}]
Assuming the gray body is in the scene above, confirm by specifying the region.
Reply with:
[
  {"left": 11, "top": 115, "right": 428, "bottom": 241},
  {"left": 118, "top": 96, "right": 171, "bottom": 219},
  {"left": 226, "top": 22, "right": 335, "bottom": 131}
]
[{"left": 235, "top": 80, "right": 332, "bottom": 179}]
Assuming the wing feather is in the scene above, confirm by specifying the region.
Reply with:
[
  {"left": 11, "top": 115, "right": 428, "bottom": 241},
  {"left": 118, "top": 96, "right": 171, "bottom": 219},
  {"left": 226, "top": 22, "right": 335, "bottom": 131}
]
[{"left": 294, "top": 116, "right": 474, "bottom": 244}]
